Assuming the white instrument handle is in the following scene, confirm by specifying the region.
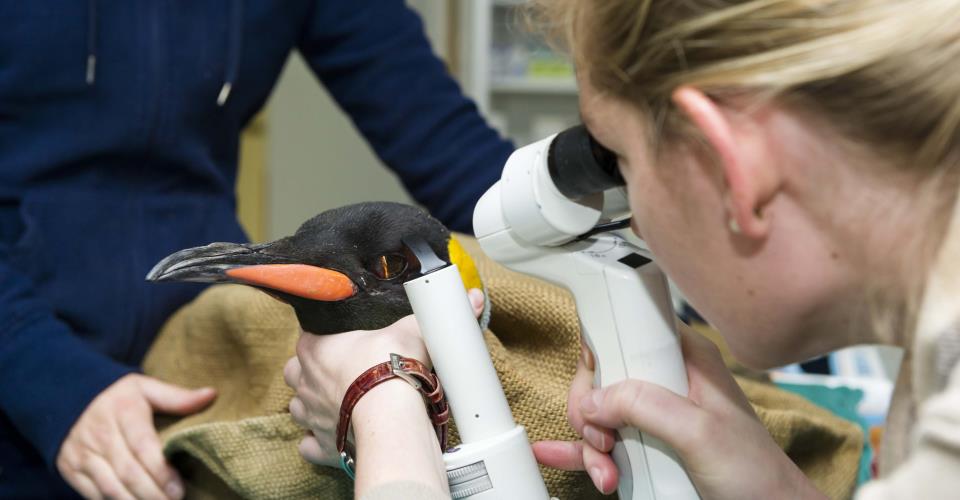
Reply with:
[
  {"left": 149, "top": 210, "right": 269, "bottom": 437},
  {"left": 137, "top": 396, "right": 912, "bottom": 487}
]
[{"left": 405, "top": 266, "right": 551, "bottom": 500}]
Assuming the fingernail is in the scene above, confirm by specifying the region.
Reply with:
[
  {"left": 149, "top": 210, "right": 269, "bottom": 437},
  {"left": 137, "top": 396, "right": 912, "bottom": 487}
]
[
  {"left": 581, "top": 345, "right": 595, "bottom": 370},
  {"left": 165, "top": 481, "right": 184, "bottom": 500},
  {"left": 580, "top": 390, "right": 601, "bottom": 413},
  {"left": 589, "top": 466, "right": 605, "bottom": 492},
  {"left": 468, "top": 288, "right": 483, "bottom": 307},
  {"left": 582, "top": 424, "right": 605, "bottom": 450}
]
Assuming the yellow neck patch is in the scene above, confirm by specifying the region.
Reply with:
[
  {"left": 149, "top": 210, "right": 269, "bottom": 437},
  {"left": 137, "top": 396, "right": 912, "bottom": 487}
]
[
  {"left": 446, "top": 235, "right": 491, "bottom": 330},
  {"left": 447, "top": 235, "right": 483, "bottom": 292},
  {"left": 447, "top": 234, "right": 492, "bottom": 330}
]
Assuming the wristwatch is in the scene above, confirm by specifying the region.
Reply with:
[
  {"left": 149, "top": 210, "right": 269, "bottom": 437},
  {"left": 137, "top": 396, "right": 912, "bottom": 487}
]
[{"left": 336, "top": 353, "right": 449, "bottom": 479}]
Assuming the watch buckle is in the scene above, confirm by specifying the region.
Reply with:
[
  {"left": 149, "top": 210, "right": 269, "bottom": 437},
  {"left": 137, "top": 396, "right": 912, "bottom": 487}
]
[{"left": 390, "top": 353, "right": 422, "bottom": 390}]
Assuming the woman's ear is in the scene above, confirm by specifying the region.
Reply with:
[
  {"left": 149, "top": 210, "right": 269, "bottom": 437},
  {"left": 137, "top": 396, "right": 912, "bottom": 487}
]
[{"left": 671, "top": 86, "right": 781, "bottom": 239}]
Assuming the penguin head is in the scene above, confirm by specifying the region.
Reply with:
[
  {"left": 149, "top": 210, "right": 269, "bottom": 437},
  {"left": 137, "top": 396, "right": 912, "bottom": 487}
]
[{"left": 147, "top": 202, "right": 484, "bottom": 334}]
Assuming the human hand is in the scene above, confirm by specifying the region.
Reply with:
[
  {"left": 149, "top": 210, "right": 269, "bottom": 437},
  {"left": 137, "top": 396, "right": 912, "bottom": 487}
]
[
  {"left": 284, "top": 288, "right": 485, "bottom": 466},
  {"left": 56, "top": 374, "right": 217, "bottom": 500},
  {"left": 533, "top": 324, "right": 825, "bottom": 500}
]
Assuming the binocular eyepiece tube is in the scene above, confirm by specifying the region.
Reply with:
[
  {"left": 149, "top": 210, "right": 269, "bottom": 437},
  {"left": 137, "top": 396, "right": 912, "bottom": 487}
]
[{"left": 547, "top": 125, "right": 624, "bottom": 200}]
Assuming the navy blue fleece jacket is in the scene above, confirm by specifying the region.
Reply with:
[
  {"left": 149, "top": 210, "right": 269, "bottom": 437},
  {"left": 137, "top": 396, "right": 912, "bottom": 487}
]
[{"left": 0, "top": 1, "right": 512, "bottom": 496}]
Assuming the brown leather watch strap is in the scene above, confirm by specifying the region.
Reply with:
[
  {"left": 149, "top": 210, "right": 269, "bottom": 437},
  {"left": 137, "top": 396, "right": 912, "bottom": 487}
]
[{"left": 336, "top": 354, "right": 449, "bottom": 465}]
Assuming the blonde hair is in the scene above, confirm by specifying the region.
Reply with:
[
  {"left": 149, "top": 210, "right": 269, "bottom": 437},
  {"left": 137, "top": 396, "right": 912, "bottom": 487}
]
[{"left": 533, "top": 0, "right": 960, "bottom": 341}]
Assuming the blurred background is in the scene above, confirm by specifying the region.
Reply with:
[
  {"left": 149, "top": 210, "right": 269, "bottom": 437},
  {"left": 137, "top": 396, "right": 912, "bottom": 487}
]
[{"left": 235, "top": 0, "right": 578, "bottom": 242}]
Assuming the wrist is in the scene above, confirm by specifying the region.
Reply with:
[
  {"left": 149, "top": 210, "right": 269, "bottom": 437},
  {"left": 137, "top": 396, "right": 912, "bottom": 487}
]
[
  {"left": 352, "top": 380, "right": 447, "bottom": 494},
  {"left": 336, "top": 353, "right": 448, "bottom": 491},
  {"left": 353, "top": 379, "right": 429, "bottom": 426},
  {"left": 775, "top": 456, "right": 826, "bottom": 500}
]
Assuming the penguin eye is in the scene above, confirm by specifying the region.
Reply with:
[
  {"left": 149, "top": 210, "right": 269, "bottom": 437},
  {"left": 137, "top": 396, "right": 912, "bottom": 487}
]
[{"left": 371, "top": 254, "right": 408, "bottom": 280}]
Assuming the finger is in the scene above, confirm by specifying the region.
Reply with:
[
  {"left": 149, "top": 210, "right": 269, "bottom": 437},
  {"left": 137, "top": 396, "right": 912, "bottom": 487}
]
[
  {"left": 298, "top": 435, "right": 329, "bottom": 465},
  {"left": 531, "top": 440, "right": 584, "bottom": 471},
  {"left": 583, "top": 441, "right": 619, "bottom": 495},
  {"left": 289, "top": 397, "right": 308, "bottom": 428},
  {"left": 581, "top": 424, "right": 615, "bottom": 453},
  {"left": 110, "top": 447, "right": 170, "bottom": 500},
  {"left": 283, "top": 356, "right": 301, "bottom": 389},
  {"left": 58, "top": 453, "right": 103, "bottom": 500},
  {"left": 139, "top": 378, "right": 217, "bottom": 416},
  {"left": 580, "top": 339, "right": 595, "bottom": 371},
  {"left": 467, "top": 288, "right": 485, "bottom": 317},
  {"left": 580, "top": 380, "right": 705, "bottom": 456},
  {"left": 531, "top": 440, "right": 619, "bottom": 494},
  {"left": 84, "top": 453, "right": 135, "bottom": 500},
  {"left": 71, "top": 472, "right": 103, "bottom": 500},
  {"left": 566, "top": 354, "right": 596, "bottom": 434},
  {"left": 117, "top": 409, "right": 183, "bottom": 499},
  {"left": 103, "top": 419, "right": 170, "bottom": 500}
]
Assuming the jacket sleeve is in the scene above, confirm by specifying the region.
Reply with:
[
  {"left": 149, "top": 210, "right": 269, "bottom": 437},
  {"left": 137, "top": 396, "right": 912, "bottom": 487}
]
[
  {"left": 297, "top": 0, "right": 515, "bottom": 234},
  {"left": 0, "top": 259, "right": 133, "bottom": 467}
]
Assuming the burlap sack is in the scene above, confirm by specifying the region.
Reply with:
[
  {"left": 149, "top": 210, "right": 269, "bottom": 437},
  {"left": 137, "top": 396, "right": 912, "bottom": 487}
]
[{"left": 144, "top": 237, "right": 862, "bottom": 499}]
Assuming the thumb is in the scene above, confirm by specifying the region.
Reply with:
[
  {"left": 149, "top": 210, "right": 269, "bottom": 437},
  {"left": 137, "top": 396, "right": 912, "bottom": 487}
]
[
  {"left": 139, "top": 377, "right": 217, "bottom": 415},
  {"left": 580, "top": 380, "right": 705, "bottom": 457}
]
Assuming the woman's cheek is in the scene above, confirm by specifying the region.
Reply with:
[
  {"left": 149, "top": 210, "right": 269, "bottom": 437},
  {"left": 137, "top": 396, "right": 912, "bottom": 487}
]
[
  {"left": 630, "top": 218, "right": 643, "bottom": 239},
  {"left": 624, "top": 183, "right": 651, "bottom": 240}
]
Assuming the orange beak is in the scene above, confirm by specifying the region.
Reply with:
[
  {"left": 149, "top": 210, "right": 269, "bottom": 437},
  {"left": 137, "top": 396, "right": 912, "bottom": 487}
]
[
  {"left": 226, "top": 264, "right": 356, "bottom": 301},
  {"left": 146, "top": 242, "right": 358, "bottom": 302}
]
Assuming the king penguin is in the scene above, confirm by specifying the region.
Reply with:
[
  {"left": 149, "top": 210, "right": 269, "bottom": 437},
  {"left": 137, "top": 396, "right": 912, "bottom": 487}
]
[{"left": 146, "top": 202, "right": 487, "bottom": 335}]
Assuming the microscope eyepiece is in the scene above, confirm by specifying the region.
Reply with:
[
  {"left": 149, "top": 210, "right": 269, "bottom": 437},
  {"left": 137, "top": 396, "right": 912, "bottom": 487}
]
[{"left": 547, "top": 125, "right": 623, "bottom": 200}]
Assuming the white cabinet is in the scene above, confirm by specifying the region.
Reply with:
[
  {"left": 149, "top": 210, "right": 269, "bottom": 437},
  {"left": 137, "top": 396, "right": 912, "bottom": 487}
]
[{"left": 457, "top": 0, "right": 580, "bottom": 145}]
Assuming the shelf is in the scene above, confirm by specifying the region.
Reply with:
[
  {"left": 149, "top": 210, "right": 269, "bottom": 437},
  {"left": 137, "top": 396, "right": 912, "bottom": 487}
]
[{"left": 490, "top": 77, "right": 578, "bottom": 95}]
